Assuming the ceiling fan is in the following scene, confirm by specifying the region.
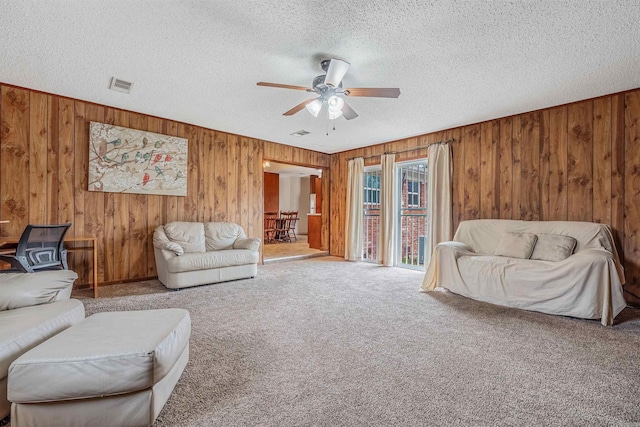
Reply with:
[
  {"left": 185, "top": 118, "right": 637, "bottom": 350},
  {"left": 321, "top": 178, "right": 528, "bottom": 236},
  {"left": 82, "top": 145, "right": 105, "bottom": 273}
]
[{"left": 257, "top": 58, "right": 400, "bottom": 121}]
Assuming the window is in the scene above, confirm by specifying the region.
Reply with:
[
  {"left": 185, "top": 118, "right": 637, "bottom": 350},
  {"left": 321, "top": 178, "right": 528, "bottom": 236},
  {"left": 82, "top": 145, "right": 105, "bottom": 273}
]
[
  {"left": 407, "top": 180, "right": 420, "bottom": 207},
  {"left": 364, "top": 172, "right": 381, "bottom": 208}
]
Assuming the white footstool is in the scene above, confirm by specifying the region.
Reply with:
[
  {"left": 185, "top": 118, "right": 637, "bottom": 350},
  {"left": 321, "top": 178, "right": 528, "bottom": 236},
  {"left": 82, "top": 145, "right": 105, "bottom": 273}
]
[{"left": 8, "top": 309, "right": 190, "bottom": 427}]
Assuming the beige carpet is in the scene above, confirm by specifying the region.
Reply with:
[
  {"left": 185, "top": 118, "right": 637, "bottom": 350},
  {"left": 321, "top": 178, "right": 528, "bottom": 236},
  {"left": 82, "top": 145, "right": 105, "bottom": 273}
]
[{"left": 4, "top": 257, "right": 640, "bottom": 426}]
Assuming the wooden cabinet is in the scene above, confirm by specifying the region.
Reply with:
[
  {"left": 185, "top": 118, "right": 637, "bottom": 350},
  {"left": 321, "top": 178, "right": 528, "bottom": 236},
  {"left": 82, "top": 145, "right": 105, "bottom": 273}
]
[
  {"left": 264, "top": 172, "right": 279, "bottom": 213},
  {"left": 308, "top": 214, "right": 322, "bottom": 249}
]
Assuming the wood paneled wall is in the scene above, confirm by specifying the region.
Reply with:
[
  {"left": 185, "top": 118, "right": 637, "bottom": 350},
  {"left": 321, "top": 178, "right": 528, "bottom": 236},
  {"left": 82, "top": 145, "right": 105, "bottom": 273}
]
[
  {"left": 0, "top": 84, "right": 330, "bottom": 286},
  {"left": 330, "top": 89, "right": 640, "bottom": 305}
]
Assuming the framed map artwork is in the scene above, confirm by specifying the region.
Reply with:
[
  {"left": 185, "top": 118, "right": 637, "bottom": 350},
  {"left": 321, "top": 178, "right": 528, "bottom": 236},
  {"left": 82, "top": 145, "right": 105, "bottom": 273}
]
[{"left": 88, "top": 122, "right": 188, "bottom": 196}]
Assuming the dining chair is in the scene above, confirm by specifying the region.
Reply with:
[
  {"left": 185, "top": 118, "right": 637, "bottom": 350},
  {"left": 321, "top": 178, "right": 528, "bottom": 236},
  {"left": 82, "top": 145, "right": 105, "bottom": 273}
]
[
  {"left": 0, "top": 223, "right": 71, "bottom": 273},
  {"left": 264, "top": 212, "right": 278, "bottom": 243},
  {"left": 276, "top": 212, "right": 292, "bottom": 242},
  {"left": 285, "top": 211, "right": 299, "bottom": 242}
]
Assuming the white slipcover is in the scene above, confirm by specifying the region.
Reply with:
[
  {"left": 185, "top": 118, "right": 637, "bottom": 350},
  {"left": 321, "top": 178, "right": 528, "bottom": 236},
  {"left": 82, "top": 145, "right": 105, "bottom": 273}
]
[{"left": 422, "top": 220, "right": 626, "bottom": 326}]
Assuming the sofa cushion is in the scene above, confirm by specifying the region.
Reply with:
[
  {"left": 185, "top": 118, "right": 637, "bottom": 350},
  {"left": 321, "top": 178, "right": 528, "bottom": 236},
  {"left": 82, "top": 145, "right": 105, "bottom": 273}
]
[
  {"left": 0, "top": 270, "right": 78, "bottom": 311},
  {"left": 494, "top": 232, "right": 537, "bottom": 259},
  {"left": 166, "top": 249, "right": 259, "bottom": 273},
  {"left": 164, "top": 222, "right": 206, "bottom": 253},
  {"left": 530, "top": 234, "right": 577, "bottom": 261},
  {"left": 204, "top": 222, "right": 246, "bottom": 251},
  {"left": 8, "top": 309, "right": 190, "bottom": 403},
  {"left": 0, "top": 299, "right": 84, "bottom": 379}
]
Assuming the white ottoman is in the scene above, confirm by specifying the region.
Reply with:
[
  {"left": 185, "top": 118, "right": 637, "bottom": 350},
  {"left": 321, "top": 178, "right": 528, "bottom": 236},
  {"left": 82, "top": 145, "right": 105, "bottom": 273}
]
[{"left": 8, "top": 309, "right": 190, "bottom": 427}]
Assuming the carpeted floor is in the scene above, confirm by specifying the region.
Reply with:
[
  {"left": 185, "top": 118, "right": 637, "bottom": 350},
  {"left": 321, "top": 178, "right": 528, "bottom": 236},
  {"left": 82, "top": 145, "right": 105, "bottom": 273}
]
[{"left": 5, "top": 256, "right": 640, "bottom": 426}]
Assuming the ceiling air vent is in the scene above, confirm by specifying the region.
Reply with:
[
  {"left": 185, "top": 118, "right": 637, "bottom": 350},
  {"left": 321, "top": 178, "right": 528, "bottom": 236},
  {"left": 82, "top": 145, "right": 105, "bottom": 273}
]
[
  {"left": 109, "top": 77, "right": 133, "bottom": 94},
  {"left": 291, "top": 130, "right": 310, "bottom": 137}
]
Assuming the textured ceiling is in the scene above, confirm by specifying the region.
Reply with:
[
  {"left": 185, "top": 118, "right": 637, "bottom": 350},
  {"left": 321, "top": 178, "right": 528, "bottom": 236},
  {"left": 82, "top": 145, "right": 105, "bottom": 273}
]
[{"left": 2, "top": 1, "right": 639, "bottom": 154}]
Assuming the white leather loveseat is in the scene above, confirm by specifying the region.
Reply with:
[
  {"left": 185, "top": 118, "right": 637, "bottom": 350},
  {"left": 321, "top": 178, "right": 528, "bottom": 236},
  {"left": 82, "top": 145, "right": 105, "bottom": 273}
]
[
  {"left": 0, "top": 270, "right": 84, "bottom": 420},
  {"left": 153, "top": 221, "right": 260, "bottom": 289},
  {"left": 422, "top": 220, "right": 627, "bottom": 326}
]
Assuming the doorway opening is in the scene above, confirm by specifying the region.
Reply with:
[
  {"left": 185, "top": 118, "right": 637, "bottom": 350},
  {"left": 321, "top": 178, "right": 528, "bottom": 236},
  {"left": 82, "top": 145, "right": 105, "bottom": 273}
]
[{"left": 263, "top": 161, "right": 329, "bottom": 263}]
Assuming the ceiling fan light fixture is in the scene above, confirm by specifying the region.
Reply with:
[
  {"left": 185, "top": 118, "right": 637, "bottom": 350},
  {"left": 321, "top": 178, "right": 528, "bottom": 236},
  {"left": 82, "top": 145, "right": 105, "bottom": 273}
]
[
  {"left": 327, "top": 95, "right": 344, "bottom": 112},
  {"left": 305, "top": 99, "right": 323, "bottom": 117},
  {"left": 328, "top": 109, "right": 343, "bottom": 120}
]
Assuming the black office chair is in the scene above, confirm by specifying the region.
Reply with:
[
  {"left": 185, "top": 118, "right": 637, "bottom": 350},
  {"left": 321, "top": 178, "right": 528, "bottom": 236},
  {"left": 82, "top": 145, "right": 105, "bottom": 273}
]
[{"left": 0, "top": 223, "right": 71, "bottom": 273}]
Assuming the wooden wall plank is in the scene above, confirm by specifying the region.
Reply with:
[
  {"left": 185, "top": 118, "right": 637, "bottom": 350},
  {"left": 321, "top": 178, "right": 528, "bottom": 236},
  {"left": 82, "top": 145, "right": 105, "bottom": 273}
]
[
  {"left": 85, "top": 104, "right": 105, "bottom": 283},
  {"left": 239, "top": 137, "right": 250, "bottom": 228},
  {"left": 249, "top": 139, "right": 263, "bottom": 243},
  {"left": 112, "top": 109, "right": 130, "bottom": 281},
  {"left": 73, "top": 101, "right": 88, "bottom": 283},
  {"left": 46, "top": 96, "right": 59, "bottom": 225},
  {"left": 479, "top": 122, "right": 492, "bottom": 218},
  {"left": 29, "top": 92, "right": 48, "bottom": 224},
  {"left": 624, "top": 91, "right": 640, "bottom": 301},
  {"left": 593, "top": 97, "right": 612, "bottom": 225},
  {"left": 611, "top": 94, "right": 625, "bottom": 262},
  {"left": 57, "top": 97, "right": 75, "bottom": 251},
  {"left": 519, "top": 112, "right": 540, "bottom": 220},
  {"left": 451, "top": 127, "right": 464, "bottom": 229},
  {"left": 548, "top": 106, "right": 568, "bottom": 220},
  {"left": 480, "top": 121, "right": 499, "bottom": 218},
  {"left": 463, "top": 125, "right": 481, "bottom": 220},
  {"left": 214, "top": 131, "right": 228, "bottom": 221},
  {"left": 567, "top": 101, "right": 593, "bottom": 222},
  {"left": 539, "top": 110, "right": 550, "bottom": 221},
  {"left": 227, "top": 135, "right": 241, "bottom": 225},
  {"left": 1, "top": 87, "right": 30, "bottom": 237},
  {"left": 498, "top": 117, "right": 513, "bottom": 219},
  {"left": 321, "top": 167, "right": 330, "bottom": 251},
  {"left": 511, "top": 115, "right": 522, "bottom": 220},
  {"left": 201, "top": 129, "right": 215, "bottom": 221}
]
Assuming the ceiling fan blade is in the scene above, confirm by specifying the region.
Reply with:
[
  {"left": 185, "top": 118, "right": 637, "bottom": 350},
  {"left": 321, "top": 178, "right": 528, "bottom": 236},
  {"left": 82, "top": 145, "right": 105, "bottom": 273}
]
[
  {"left": 257, "top": 82, "right": 310, "bottom": 91},
  {"left": 324, "top": 59, "right": 350, "bottom": 87},
  {"left": 344, "top": 88, "right": 401, "bottom": 98},
  {"left": 342, "top": 101, "right": 359, "bottom": 120},
  {"left": 283, "top": 98, "right": 317, "bottom": 116}
]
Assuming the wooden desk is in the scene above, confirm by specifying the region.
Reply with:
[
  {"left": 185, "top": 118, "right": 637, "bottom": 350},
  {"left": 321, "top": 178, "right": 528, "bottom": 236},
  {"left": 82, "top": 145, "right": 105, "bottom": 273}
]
[
  {"left": 0, "top": 234, "right": 99, "bottom": 298},
  {"left": 0, "top": 220, "right": 8, "bottom": 246}
]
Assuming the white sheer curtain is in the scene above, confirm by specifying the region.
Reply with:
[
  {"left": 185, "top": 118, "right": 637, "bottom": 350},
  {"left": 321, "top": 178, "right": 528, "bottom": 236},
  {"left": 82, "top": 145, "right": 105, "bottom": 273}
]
[
  {"left": 344, "top": 157, "right": 364, "bottom": 261},
  {"left": 379, "top": 154, "right": 395, "bottom": 266},
  {"left": 425, "top": 143, "right": 453, "bottom": 265}
]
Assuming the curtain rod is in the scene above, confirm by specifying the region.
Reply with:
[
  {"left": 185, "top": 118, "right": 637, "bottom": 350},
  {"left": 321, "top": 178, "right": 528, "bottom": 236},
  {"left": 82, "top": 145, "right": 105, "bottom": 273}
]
[{"left": 346, "top": 138, "right": 454, "bottom": 161}]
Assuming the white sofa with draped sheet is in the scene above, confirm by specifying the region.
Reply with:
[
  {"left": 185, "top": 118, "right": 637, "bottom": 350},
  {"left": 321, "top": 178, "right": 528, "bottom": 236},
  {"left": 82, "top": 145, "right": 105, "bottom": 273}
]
[{"left": 422, "top": 220, "right": 626, "bottom": 326}]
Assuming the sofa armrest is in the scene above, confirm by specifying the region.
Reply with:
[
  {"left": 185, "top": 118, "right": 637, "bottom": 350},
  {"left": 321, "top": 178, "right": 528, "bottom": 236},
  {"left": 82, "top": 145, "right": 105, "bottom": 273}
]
[
  {"left": 233, "top": 238, "right": 261, "bottom": 252},
  {"left": 153, "top": 227, "right": 184, "bottom": 256},
  {"left": 571, "top": 248, "right": 625, "bottom": 285},
  {"left": 0, "top": 270, "right": 78, "bottom": 311},
  {"left": 422, "top": 241, "right": 477, "bottom": 292}
]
